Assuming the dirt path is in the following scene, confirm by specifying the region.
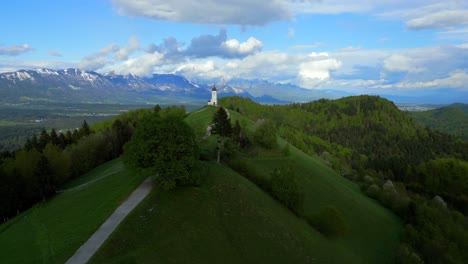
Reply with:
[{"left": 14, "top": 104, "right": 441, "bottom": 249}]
[{"left": 65, "top": 177, "right": 152, "bottom": 264}]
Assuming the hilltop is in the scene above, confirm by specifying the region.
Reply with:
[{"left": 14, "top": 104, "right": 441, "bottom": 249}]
[{"left": 410, "top": 103, "right": 468, "bottom": 139}]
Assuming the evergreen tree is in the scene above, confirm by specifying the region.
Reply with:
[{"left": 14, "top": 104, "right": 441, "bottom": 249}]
[
  {"left": 211, "top": 107, "right": 232, "bottom": 163},
  {"left": 79, "top": 120, "right": 91, "bottom": 138}
]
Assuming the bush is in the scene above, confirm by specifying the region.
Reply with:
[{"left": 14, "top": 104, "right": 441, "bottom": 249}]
[
  {"left": 270, "top": 165, "right": 304, "bottom": 216},
  {"left": 307, "top": 206, "right": 348, "bottom": 237},
  {"left": 253, "top": 119, "right": 277, "bottom": 148}
]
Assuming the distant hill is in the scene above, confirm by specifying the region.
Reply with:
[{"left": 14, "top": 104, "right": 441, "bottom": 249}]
[{"left": 410, "top": 103, "right": 468, "bottom": 139}]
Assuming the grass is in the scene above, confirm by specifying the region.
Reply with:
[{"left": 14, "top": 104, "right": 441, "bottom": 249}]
[
  {"left": 0, "top": 158, "right": 148, "bottom": 264},
  {"left": 90, "top": 107, "right": 402, "bottom": 263},
  {"left": 90, "top": 161, "right": 364, "bottom": 264},
  {"left": 240, "top": 141, "right": 403, "bottom": 263}
]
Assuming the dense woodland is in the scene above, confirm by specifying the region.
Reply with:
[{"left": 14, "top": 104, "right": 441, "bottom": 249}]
[{"left": 220, "top": 95, "right": 468, "bottom": 264}]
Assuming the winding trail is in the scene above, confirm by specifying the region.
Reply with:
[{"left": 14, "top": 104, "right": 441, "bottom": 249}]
[{"left": 65, "top": 177, "right": 152, "bottom": 264}]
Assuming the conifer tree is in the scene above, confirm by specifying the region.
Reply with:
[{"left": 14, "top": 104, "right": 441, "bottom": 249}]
[{"left": 211, "top": 107, "right": 232, "bottom": 163}]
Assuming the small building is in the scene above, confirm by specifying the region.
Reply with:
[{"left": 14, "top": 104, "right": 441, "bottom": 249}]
[{"left": 207, "top": 84, "right": 218, "bottom": 106}]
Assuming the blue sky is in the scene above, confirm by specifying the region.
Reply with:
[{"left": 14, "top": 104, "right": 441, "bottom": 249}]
[{"left": 1, "top": 0, "right": 468, "bottom": 97}]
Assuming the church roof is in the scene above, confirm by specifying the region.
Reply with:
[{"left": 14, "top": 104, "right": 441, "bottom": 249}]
[{"left": 212, "top": 84, "right": 217, "bottom": 91}]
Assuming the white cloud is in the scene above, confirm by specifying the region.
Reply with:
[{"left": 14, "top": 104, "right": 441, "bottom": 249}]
[
  {"left": 114, "top": 36, "right": 140, "bottom": 61},
  {"left": 112, "top": 0, "right": 291, "bottom": 26},
  {"left": 222, "top": 37, "right": 263, "bottom": 57},
  {"left": 406, "top": 10, "right": 468, "bottom": 30},
  {"left": 378, "top": 1, "right": 468, "bottom": 30},
  {"left": 113, "top": 52, "right": 164, "bottom": 76},
  {"left": 299, "top": 53, "right": 342, "bottom": 88},
  {"left": 79, "top": 36, "right": 141, "bottom": 71},
  {"left": 0, "top": 44, "right": 34, "bottom": 56},
  {"left": 383, "top": 54, "right": 425, "bottom": 73}
]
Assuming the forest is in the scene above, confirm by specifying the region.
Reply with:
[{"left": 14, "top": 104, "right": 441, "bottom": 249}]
[{"left": 220, "top": 95, "right": 468, "bottom": 264}]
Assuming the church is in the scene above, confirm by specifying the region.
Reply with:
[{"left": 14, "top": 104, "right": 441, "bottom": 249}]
[{"left": 207, "top": 84, "right": 218, "bottom": 106}]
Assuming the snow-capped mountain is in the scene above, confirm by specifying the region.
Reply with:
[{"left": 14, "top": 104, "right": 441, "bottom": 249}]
[{"left": 0, "top": 68, "right": 251, "bottom": 104}]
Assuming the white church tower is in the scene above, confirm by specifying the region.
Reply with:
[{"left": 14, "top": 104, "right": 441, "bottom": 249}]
[{"left": 207, "top": 84, "right": 218, "bottom": 106}]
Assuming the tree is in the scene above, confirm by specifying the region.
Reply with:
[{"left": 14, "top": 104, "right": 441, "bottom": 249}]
[
  {"left": 123, "top": 112, "right": 199, "bottom": 190},
  {"left": 253, "top": 119, "right": 277, "bottom": 148},
  {"left": 79, "top": 120, "right": 91, "bottom": 138},
  {"left": 211, "top": 107, "right": 232, "bottom": 163},
  {"left": 270, "top": 165, "right": 304, "bottom": 216},
  {"left": 154, "top": 104, "right": 162, "bottom": 113}
]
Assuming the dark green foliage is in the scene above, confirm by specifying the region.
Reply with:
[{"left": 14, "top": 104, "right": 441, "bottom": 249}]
[
  {"left": 411, "top": 103, "right": 468, "bottom": 139},
  {"left": 219, "top": 95, "right": 468, "bottom": 263},
  {"left": 270, "top": 165, "right": 304, "bottom": 216},
  {"left": 153, "top": 104, "right": 162, "bottom": 113},
  {"left": 79, "top": 120, "right": 91, "bottom": 138},
  {"left": 307, "top": 206, "right": 348, "bottom": 237},
  {"left": 123, "top": 112, "right": 199, "bottom": 190},
  {"left": 211, "top": 107, "right": 232, "bottom": 163},
  {"left": 211, "top": 107, "right": 232, "bottom": 138},
  {"left": 253, "top": 119, "right": 277, "bottom": 148},
  {"left": 1, "top": 110, "right": 140, "bottom": 222}
]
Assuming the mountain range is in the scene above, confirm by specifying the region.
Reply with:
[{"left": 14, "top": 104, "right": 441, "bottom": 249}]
[
  {"left": 0, "top": 68, "right": 350, "bottom": 105},
  {"left": 1, "top": 68, "right": 467, "bottom": 105}
]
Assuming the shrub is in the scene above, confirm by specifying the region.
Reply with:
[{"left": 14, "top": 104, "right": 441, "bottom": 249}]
[
  {"left": 307, "top": 206, "right": 348, "bottom": 237},
  {"left": 270, "top": 165, "right": 304, "bottom": 216},
  {"left": 253, "top": 119, "right": 277, "bottom": 148}
]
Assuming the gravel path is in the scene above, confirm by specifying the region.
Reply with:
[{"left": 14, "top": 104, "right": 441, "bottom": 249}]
[{"left": 65, "top": 177, "right": 152, "bottom": 264}]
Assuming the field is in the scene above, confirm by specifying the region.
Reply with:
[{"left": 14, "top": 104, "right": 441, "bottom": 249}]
[{"left": 0, "top": 158, "right": 148, "bottom": 264}]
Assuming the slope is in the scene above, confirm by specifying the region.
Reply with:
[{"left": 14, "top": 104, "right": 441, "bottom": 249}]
[
  {"left": 410, "top": 103, "right": 468, "bottom": 139},
  {"left": 0, "top": 158, "right": 148, "bottom": 264},
  {"left": 90, "top": 161, "right": 366, "bottom": 263},
  {"left": 90, "top": 105, "right": 402, "bottom": 263}
]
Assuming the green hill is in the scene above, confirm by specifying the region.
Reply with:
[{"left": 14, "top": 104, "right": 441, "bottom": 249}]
[
  {"left": 0, "top": 158, "right": 148, "bottom": 264},
  {"left": 410, "top": 103, "right": 468, "bottom": 139},
  {"left": 90, "top": 105, "right": 402, "bottom": 263}
]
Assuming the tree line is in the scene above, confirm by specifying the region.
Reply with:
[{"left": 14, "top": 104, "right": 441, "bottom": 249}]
[{"left": 0, "top": 112, "right": 139, "bottom": 222}]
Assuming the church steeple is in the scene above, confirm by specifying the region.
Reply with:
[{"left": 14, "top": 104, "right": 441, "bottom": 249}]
[{"left": 208, "top": 84, "right": 218, "bottom": 106}]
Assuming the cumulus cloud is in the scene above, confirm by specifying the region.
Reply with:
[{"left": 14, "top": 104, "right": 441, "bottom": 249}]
[
  {"left": 0, "top": 44, "right": 34, "bottom": 56},
  {"left": 299, "top": 52, "right": 342, "bottom": 88},
  {"left": 113, "top": 52, "right": 163, "bottom": 76},
  {"left": 222, "top": 37, "right": 263, "bottom": 57},
  {"left": 48, "top": 50, "right": 62, "bottom": 57},
  {"left": 112, "top": 0, "right": 291, "bottom": 26},
  {"left": 184, "top": 30, "right": 262, "bottom": 58}
]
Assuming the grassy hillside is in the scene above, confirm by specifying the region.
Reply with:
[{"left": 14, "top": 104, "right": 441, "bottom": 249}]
[
  {"left": 410, "top": 103, "right": 468, "bottom": 139},
  {"left": 90, "top": 162, "right": 366, "bottom": 263},
  {"left": 92, "top": 105, "right": 402, "bottom": 263},
  {"left": 0, "top": 158, "right": 148, "bottom": 264}
]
